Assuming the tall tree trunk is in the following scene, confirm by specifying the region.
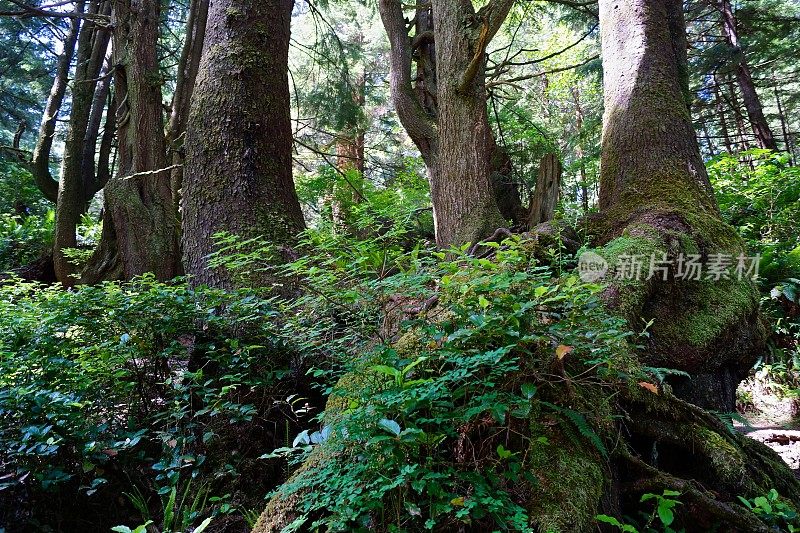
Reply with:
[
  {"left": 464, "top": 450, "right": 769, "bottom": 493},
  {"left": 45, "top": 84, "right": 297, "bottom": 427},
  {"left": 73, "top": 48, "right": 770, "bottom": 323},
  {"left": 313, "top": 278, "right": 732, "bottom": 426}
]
[
  {"left": 528, "top": 153, "right": 561, "bottom": 227},
  {"left": 331, "top": 70, "right": 366, "bottom": 228},
  {"left": 379, "top": 0, "right": 515, "bottom": 247},
  {"left": 81, "top": 56, "right": 113, "bottom": 201},
  {"left": 712, "top": 73, "right": 734, "bottom": 154},
  {"left": 54, "top": 0, "right": 111, "bottom": 285},
  {"left": 335, "top": 69, "right": 366, "bottom": 176},
  {"left": 182, "top": 0, "right": 306, "bottom": 289},
  {"left": 772, "top": 74, "right": 794, "bottom": 164},
  {"left": 28, "top": 2, "right": 83, "bottom": 203},
  {"left": 596, "top": 0, "right": 764, "bottom": 410},
  {"left": 83, "top": 0, "right": 181, "bottom": 282},
  {"left": 572, "top": 85, "right": 590, "bottom": 213},
  {"left": 166, "top": 0, "right": 209, "bottom": 207},
  {"left": 717, "top": 0, "right": 777, "bottom": 151}
]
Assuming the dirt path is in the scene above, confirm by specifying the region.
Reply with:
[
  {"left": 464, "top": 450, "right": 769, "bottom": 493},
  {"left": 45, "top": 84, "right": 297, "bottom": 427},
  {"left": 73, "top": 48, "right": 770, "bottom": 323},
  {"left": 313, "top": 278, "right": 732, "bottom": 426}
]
[{"left": 738, "top": 374, "right": 800, "bottom": 474}]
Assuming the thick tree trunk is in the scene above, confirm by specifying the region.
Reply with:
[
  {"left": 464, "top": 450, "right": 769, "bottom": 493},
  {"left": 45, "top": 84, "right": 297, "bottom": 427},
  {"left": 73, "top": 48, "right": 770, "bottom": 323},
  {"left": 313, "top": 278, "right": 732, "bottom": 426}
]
[
  {"left": 166, "top": 0, "right": 209, "bottom": 208},
  {"left": 182, "top": 0, "right": 305, "bottom": 289},
  {"left": 596, "top": 0, "right": 765, "bottom": 410},
  {"left": 54, "top": 0, "right": 111, "bottom": 285},
  {"left": 528, "top": 153, "right": 562, "bottom": 227},
  {"left": 29, "top": 2, "right": 83, "bottom": 203},
  {"left": 717, "top": 0, "right": 778, "bottom": 151},
  {"left": 431, "top": 1, "right": 509, "bottom": 247},
  {"left": 83, "top": 0, "right": 181, "bottom": 282},
  {"left": 598, "top": 0, "right": 713, "bottom": 213},
  {"left": 379, "top": 0, "right": 520, "bottom": 247}
]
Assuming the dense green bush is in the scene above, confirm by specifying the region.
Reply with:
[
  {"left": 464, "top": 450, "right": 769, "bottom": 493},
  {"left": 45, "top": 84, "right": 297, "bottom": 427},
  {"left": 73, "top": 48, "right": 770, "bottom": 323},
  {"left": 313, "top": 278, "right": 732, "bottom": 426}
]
[
  {"left": 0, "top": 275, "right": 296, "bottom": 528},
  {"left": 264, "top": 238, "right": 642, "bottom": 531},
  {"left": 708, "top": 149, "right": 800, "bottom": 283},
  {"left": 0, "top": 161, "right": 55, "bottom": 270},
  {"left": 709, "top": 150, "right": 800, "bottom": 372}
]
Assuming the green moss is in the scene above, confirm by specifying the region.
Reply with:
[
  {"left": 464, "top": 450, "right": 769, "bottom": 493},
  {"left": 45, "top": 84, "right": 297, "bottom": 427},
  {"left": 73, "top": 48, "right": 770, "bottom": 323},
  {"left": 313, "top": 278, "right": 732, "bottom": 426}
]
[
  {"left": 655, "top": 278, "right": 757, "bottom": 348},
  {"left": 595, "top": 232, "right": 665, "bottom": 317},
  {"left": 692, "top": 425, "right": 746, "bottom": 484},
  {"left": 527, "top": 420, "right": 605, "bottom": 532}
]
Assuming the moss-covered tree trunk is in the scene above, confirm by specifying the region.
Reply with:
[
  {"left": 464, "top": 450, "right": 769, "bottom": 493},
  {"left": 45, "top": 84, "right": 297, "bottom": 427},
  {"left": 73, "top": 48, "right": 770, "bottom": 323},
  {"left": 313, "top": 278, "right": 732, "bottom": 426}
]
[
  {"left": 181, "top": 0, "right": 305, "bottom": 289},
  {"left": 595, "top": 0, "right": 765, "bottom": 410},
  {"left": 82, "top": 0, "right": 181, "bottom": 283}
]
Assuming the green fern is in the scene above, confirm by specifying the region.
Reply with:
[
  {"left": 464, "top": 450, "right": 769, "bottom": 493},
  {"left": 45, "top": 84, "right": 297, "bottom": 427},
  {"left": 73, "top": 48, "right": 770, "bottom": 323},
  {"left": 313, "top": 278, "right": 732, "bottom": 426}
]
[
  {"left": 643, "top": 367, "right": 691, "bottom": 383},
  {"left": 541, "top": 401, "right": 608, "bottom": 458}
]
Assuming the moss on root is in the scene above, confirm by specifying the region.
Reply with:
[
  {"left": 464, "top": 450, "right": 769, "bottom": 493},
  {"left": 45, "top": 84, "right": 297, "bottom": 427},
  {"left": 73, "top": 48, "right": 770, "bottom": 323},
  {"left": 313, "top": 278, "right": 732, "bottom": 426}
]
[{"left": 527, "top": 424, "right": 605, "bottom": 532}]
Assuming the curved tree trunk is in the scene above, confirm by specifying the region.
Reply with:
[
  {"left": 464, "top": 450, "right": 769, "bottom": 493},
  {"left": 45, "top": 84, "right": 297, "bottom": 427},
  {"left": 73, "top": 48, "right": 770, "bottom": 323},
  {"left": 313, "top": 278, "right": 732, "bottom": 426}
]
[
  {"left": 596, "top": 0, "right": 765, "bottom": 410},
  {"left": 181, "top": 0, "right": 305, "bottom": 289},
  {"left": 83, "top": 0, "right": 181, "bottom": 282},
  {"left": 378, "top": 0, "right": 519, "bottom": 248},
  {"left": 54, "top": 0, "right": 111, "bottom": 285},
  {"left": 28, "top": 2, "right": 83, "bottom": 203}
]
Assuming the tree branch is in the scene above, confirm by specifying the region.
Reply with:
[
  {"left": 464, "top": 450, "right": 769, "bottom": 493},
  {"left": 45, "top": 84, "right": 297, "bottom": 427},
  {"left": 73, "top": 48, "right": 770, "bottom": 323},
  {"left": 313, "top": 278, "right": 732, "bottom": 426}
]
[{"left": 460, "top": 0, "right": 515, "bottom": 93}]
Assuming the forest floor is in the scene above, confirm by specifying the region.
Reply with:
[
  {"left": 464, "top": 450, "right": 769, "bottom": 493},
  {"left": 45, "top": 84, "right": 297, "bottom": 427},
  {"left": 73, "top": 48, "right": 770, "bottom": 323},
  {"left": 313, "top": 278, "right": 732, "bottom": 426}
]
[{"left": 737, "top": 371, "right": 800, "bottom": 474}]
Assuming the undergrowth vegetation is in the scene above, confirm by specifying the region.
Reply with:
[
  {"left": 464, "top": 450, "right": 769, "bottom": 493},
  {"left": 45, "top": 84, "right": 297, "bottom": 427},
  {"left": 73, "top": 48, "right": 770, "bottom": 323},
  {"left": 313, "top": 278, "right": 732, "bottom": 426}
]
[
  {"left": 260, "top": 237, "right": 643, "bottom": 531},
  {"left": 709, "top": 150, "right": 800, "bottom": 403},
  {"left": 0, "top": 275, "right": 300, "bottom": 529},
  {"left": 1, "top": 152, "right": 799, "bottom": 530}
]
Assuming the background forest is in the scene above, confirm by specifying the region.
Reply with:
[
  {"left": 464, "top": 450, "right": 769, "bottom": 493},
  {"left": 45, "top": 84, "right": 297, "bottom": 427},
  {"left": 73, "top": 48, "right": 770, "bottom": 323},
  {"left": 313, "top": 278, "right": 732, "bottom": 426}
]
[{"left": 0, "top": 0, "right": 799, "bottom": 531}]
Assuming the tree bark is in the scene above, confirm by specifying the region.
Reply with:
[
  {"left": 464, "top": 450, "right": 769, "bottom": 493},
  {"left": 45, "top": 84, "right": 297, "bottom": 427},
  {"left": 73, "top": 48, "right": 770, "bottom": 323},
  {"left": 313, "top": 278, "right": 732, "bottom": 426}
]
[
  {"left": 571, "top": 85, "right": 590, "bottom": 213},
  {"left": 772, "top": 74, "right": 794, "bottom": 164},
  {"left": 379, "top": 0, "right": 518, "bottom": 247},
  {"left": 596, "top": 0, "right": 765, "bottom": 410},
  {"left": 83, "top": 0, "right": 181, "bottom": 282},
  {"left": 528, "top": 153, "right": 562, "bottom": 227},
  {"left": 712, "top": 73, "right": 734, "bottom": 154},
  {"left": 54, "top": 0, "right": 111, "bottom": 285},
  {"left": 182, "top": 0, "right": 306, "bottom": 289},
  {"left": 717, "top": 0, "right": 778, "bottom": 151}
]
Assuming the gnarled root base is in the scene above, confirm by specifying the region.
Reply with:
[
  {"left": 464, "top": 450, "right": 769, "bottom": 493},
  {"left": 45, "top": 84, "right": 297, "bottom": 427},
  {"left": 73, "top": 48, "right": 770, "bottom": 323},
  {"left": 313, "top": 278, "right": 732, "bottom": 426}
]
[{"left": 256, "top": 386, "right": 800, "bottom": 533}]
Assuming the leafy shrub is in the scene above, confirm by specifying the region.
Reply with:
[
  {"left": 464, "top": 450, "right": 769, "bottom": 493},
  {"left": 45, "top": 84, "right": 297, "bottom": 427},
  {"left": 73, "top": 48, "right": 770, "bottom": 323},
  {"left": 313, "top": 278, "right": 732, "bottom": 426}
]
[
  {"left": 709, "top": 150, "right": 800, "bottom": 376},
  {"left": 0, "top": 209, "right": 54, "bottom": 270},
  {"left": 708, "top": 149, "right": 800, "bottom": 283},
  {"left": 264, "top": 238, "right": 640, "bottom": 531},
  {"left": 738, "top": 489, "right": 799, "bottom": 531},
  {"left": 597, "top": 490, "right": 684, "bottom": 532},
  {"left": 0, "top": 275, "right": 296, "bottom": 528}
]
